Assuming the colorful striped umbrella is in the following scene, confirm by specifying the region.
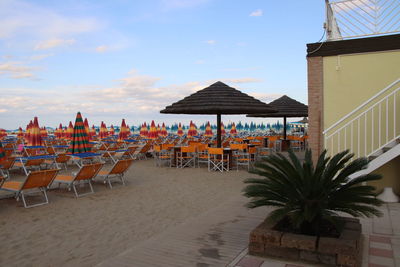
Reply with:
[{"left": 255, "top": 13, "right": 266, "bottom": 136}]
[
  {"left": 41, "top": 127, "right": 48, "bottom": 138},
  {"left": 99, "top": 121, "right": 108, "bottom": 139},
  {"left": 230, "top": 122, "right": 237, "bottom": 136},
  {"left": 177, "top": 123, "right": 184, "bottom": 137},
  {"left": 220, "top": 122, "right": 226, "bottom": 136},
  {"left": 0, "top": 129, "right": 7, "bottom": 139},
  {"left": 66, "top": 121, "right": 74, "bottom": 140},
  {"left": 187, "top": 121, "right": 198, "bottom": 137},
  {"left": 91, "top": 125, "right": 96, "bottom": 138},
  {"left": 109, "top": 125, "right": 115, "bottom": 136},
  {"left": 17, "top": 127, "right": 24, "bottom": 139},
  {"left": 28, "top": 117, "right": 43, "bottom": 146},
  {"left": 204, "top": 121, "right": 213, "bottom": 137},
  {"left": 148, "top": 120, "right": 158, "bottom": 139},
  {"left": 55, "top": 123, "right": 62, "bottom": 139},
  {"left": 160, "top": 122, "right": 168, "bottom": 137},
  {"left": 67, "top": 112, "right": 91, "bottom": 154},
  {"left": 83, "top": 119, "right": 90, "bottom": 140},
  {"left": 118, "top": 119, "right": 129, "bottom": 141},
  {"left": 25, "top": 120, "right": 32, "bottom": 143},
  {"left": 140, "top": 122, "right": 148, "bottom": 138}
]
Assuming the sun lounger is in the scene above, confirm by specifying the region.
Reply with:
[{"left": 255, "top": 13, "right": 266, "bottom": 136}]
[
  {"left": 0, "top": 169, "right": 60, "bottom": 208},
  {"left": 53, "top": 163, "right": 104, "bottom": 197},
  {"left": 96, "top": 159, "right": 134, "bottom": 188}
]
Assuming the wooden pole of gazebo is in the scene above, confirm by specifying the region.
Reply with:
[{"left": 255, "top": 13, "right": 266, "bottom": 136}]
[{"left": 217, "top": 114, "right": 221, "bottom": 147}]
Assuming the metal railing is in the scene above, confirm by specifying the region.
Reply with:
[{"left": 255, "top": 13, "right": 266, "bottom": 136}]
[
  {"left": 326, "top": 0, "right": 400, "bottom": 40},
  {"left": 324, "top": 78, "right": 400, "bottom": 158}
]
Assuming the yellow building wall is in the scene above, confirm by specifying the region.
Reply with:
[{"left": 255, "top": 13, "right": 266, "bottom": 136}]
[
  {"left": 323, "top": 50, "right": 400, "bottom": 130},
  {"left": 369, "top": 156, "right": 400, "bottom": 195}
]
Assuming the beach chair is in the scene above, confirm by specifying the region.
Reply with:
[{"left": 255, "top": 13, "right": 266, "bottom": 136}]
[
  {"left": 14, "top": 157, "right": 46, "bottom": 175},
  {"left": 96, "top": 158, "right": 134, "bottom": 188},
  {"left": 0, "top": 169, "right": 60, "bottom": 208},
  {"left": 0, "top": 156, "right": 15, "bottom": 179},
  {"left": 153, "top": 145, "right": 172, "bottom": 167},
  {"left": 236, "top": 146, "right": 257, "bottom": 171},
  {"left": 208, "top": 148, "right": 229, "bottom": 172},
  {"left": 176, "top": 146, "right": 196, "bottom": 168},
  {"left": 45, "top": 153, "right": 71, "bottom": 170},
  {"left": 53, "top": 163, "right": 104, "bottom": 197}
]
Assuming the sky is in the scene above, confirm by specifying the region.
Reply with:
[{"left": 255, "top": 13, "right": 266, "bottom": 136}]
[{"left": 0, "top": 0, "right": 326, "bottom": 129}]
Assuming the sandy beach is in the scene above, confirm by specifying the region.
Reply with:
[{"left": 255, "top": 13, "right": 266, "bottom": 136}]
[{"left": 0, "top": 159, "right": 252, "bottom": 266}]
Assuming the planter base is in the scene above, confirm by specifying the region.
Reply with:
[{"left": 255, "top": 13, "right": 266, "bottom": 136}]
[{"left": 249, "top": 217, "right": 362, "bottom": 266}]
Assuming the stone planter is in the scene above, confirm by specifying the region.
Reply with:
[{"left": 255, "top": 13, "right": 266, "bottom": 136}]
[{"left": 249, "top": 217, "right": 362, "bottom": 266}]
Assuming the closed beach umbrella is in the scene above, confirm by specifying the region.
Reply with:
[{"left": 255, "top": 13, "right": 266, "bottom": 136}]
[
  {"left": 67, "top": 112, "right": 90, "bottom": 154},
  {"left": 230, "top": 122, "right": 237, "bottom": 136},
  {"left": 91, "top": 125, "right": 96, "bottom": 138},
  {"left": 220, "top": 122, "right": 226, "bottom": 136},
  {"left": 204, "top": 121, "right": 213, "bottom": 137},
  {"left": 177, "top": 123, "right": 184, "bottom": 137},
  {"left": 41, "top": 127, "right": 48, "bottom": 138},
  {"left": 140, "top": 123, "right": 148, "bottom": 138},
  {"left": 160, "top": 123, "right": 168, "bottom": 137},
  {"left": 66, "top": 121, "right": 74, "bottom": 140},
  {"left": 83, "top": 119, "right": 90, "bottom": 139},
  {"left": 29, "top": 117, "right": 43, "bottom": 146},
  {"left": 118, "top": 119, "right": 129, "bottom": 141},
  {"left": 187, "top": 121, "right": 198, "bottom": 137},
  {"left": 17, "top": 127, "right": 24, "bottom": 139},
  {"left": 25, "top": 121, "right": 32, "bottom": 143},
  {"left": 148, "top": 120, "right": 158, "bottom": 139},
  {"left": 161, "top": 81, "right": 276, "bottom": 147},
  {"left": 99, "top": 122, "right": 108, "bottom": 139},
  {"left": 109, "top": 125, "right": 115, "bottom": 136},
  {"left": 126, "top": 125, "right": 131, "bottom": 136}
]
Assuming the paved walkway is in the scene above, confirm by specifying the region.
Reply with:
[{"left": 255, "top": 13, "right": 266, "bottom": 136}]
[{"left": 99, "top": 200, "right": 400, "bottom": 267}]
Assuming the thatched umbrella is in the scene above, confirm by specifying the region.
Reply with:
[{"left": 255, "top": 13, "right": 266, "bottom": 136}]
[
  {"left": 247, "top": 95, "right": 308, "bottom": 142},
  {"left": 160, "top": 81, "right": 276, "bottom": 147}
]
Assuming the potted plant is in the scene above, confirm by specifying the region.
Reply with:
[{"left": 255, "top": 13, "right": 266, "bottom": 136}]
[{"left": 243, "top": 149, "right": 383, "bottom": 266}]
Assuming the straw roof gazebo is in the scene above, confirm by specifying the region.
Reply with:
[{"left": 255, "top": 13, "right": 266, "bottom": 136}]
[
  {"left": 247, "top": 95, "right": 308, "bottom": 139},
  {"left": 161, "top": 81, "right": 276, "bottom": 147}
]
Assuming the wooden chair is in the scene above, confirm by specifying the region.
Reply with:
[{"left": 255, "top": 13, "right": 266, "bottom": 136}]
[
  {"left": 53, "top": 163, "right": 103, "bottom": 197},
  {"left": 0, "top": 169, "right": 60, "bottom": 208},
  {"left": 96, "top": 159, "right": 134, "bottom": 188}
]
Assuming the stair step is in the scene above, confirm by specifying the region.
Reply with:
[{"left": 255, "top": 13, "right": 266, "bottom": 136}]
[
  {"left": 368, "top": 155, "right": 378, "bottom": 161},
  {"left": 382, "top": 147, "right": 391, "bottom": 153}
]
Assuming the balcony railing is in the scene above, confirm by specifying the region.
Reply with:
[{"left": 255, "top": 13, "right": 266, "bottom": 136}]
[{"left": 326, "top": 0, "right": 400, "bottom": 41}]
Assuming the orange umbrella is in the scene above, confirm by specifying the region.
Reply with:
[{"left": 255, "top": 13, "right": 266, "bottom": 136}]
[
  {"left": 28, "top": 117, "right": 43, "bottom": 146},
  {"left": 204, "top": 121, "right": 213, "bottom": 137},
  {"left": 91, "top": 125, "right": 96, "bottom": 138},
  {"left": 148, "top": 120, "right": 158, "bottom": 139},
  {"left": 160, "top": 123, "right": 168, "bottom": 137},
  {"left": 25, "top": 120, "right": 32, "bottom": 143},
  {"left": 230, "top": 122, "right": 237, "bottom": 136},
  {"left": 177, "top": 123, "right": 184, "bottom": 137},
  {"left": 118, "top": 119, "right": 129, "bottom": 141},
  {"left": 55, "top": 123, "right": 63, "bottom": 139},
  {"left": 126, "top": 125, "right": 131, "bottom": 136},
  {"left": 67, "top": 112, "right": 91, "bottom": 154},
  {"left": 187, "top": 121, "right": 198, "bottom": 137},
  {"left": 66, "top": 121, "right": 74, "bottom": 140}
]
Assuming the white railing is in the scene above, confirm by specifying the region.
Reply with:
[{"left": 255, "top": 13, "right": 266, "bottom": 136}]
[
  {"left": 324, "top": 79, "right": 400, "bottom": 158},
  {"left": 326, "top": 0, "right": 400, "bottom": 41}
]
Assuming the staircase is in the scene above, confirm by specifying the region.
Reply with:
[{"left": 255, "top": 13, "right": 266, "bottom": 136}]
[{"left": 323, "top": 78, "right": 400, "bottom": 177}]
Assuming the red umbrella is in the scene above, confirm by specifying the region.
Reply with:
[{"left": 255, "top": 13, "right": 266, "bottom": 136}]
[
  {"left": 91, "top": 125, "right": 96, "bottom": 138},
  {"left": 83, "top": 119, "right": 90, "bottom": 140},
  {"left": 17, "top": 127, "right": 24, "bottom": 139},
  {"left": 109, "top": 125, "right": 115, "bottom": 136},
  {"left": 67, "top": 112, "right": 91, "bottom": 154},
  {"left": 220, "top": 122, "right": 226, "bottom": 136},
  {"left": 187, "top": 121, "right": 198, "bottom": 137},
  {"left": 118, "top": 119, "right": 129, "bottom": 141},
  {"left": 160, "top": 123, "right": 168, "bottom": 137},
  {"left": 41, "top": 127, "right": 48, "bottom": 138},
  {"left": 140, "top": 122, "right": 148, "bottom": 138},
  {"left": 66, "top": 121, "right": 74, "bottom": 140},
  {"left": 99, "top": 121, "right": 108, "bottom": 139}
]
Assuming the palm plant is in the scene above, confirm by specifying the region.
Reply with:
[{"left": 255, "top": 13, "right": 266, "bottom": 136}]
[{"left": 243, "top": 149, "right": 383, "bottom": 236}]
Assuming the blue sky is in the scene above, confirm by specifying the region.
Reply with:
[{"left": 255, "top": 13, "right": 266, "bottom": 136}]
[{"left": 0, "top": 0, "right": 325, "bottom": 129}]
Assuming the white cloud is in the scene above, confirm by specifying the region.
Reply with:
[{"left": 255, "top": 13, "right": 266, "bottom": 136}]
[
  {"left": 0, "top": 0, "right": 100, "bottom": 39},
  {"left": 0, "top": 61, "right": 37, "bottom": 80},
  {"left": 30, "top": 54, "right": 53, "bottom": 61},
  {"left": 95, "top": 45, "right": 109, "bottom": 53},
  {"left": 250, "top": 9, "right": 263, "bottom": 17},
  {"left": 34, "top": 38, "right": 76, "bottom": 50},
  {"left": 205, "top": 40, "right": 216, "bottom": 45},
  {"left": 249, "top": 93, "right": 282, "bottom": 103}
]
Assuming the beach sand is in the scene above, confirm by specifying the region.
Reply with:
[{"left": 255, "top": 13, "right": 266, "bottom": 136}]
[{"left": 0, "top": 159, "right": 253, "bottom": 266}]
